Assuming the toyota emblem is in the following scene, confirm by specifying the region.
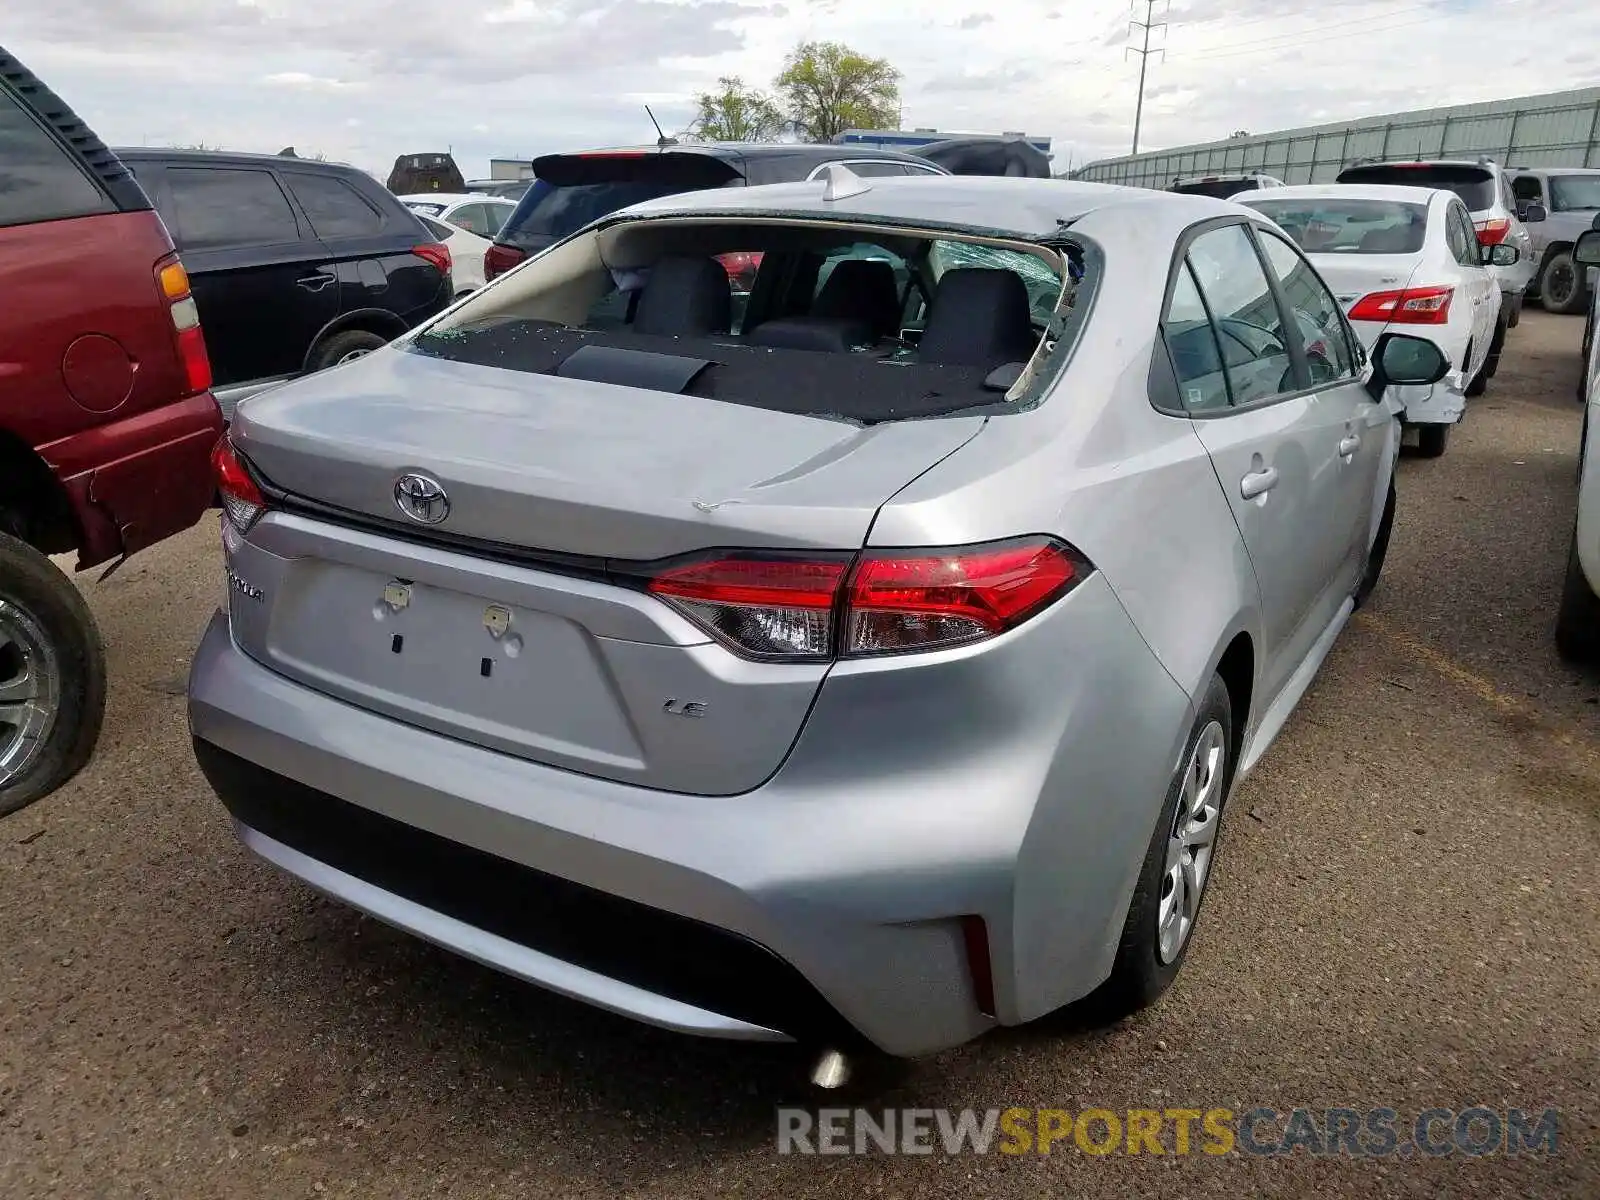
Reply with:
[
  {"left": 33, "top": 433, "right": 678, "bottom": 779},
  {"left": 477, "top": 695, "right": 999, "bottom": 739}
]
[{"left": 393, "top": 472, "right": 450, "bottom": 525}]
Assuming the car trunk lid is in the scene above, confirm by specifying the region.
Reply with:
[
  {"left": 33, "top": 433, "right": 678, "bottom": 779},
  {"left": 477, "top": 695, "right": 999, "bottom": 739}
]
[
  {"left": 1306, "top": 253, "right": 1421, "bottom": 343},
  {"left": 225, "top": 347, "right": 985, "bottom": 794}
]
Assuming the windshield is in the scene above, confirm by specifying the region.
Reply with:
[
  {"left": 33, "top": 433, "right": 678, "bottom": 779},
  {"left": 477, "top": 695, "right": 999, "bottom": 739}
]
[
  {"left": 1247, "top": 198, "right": 1428, "bottom": 254},
  {"left": 1338, "top": 165, "right": 1496, "bottom": 212},
  {"left": 1172, "top": 179, "right": 1259, "bottom": 199},
  {"left": 1549, "top": 175, "right": 1600, "bottom": 212}
]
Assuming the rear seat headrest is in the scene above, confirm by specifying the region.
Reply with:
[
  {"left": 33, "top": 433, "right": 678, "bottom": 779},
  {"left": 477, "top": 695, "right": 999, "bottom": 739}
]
[
  {"left": 814, "top": 259, "right": 902, "bottom": 339},
  {"left": 632, "top": 255, "right": 732, "bottom": 337},
  {"left": 917, "top": 267, "right": 1038, "bottom": 369}
]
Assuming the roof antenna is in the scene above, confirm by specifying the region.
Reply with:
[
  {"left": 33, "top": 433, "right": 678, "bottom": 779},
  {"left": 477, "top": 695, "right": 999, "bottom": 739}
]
[
  {"left": 646, "top": 105, "right": 677, "bottom": 149},
  {"left": 818, "top": 161, "right": 871, "bottom": 201}
]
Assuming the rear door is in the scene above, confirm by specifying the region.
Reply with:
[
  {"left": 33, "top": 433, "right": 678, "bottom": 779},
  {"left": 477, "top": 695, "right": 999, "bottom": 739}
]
[
  {"left": 1445, "top": 199, "right": 1496, "bottom": 371},
  {"left": 280, "top": 169, "right": 441, "bottom": 326},
  {"left": 1166, "top": 221, "right": 1362, "bottom": 706},
  {"left": 150, "top": 163, "right": 334, "bottom": 387}
]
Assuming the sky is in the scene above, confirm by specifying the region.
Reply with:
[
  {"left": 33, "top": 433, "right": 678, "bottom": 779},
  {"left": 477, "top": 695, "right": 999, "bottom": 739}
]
[{"left": 8, "top": 0, "right": 1599, "bottom": 179}]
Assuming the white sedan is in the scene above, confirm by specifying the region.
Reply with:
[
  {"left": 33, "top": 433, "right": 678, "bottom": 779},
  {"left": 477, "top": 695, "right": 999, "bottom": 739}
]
[
  {"left": 1240, "top": 183, "right": 1520, "bottom": 458},
  {"left": 1559, "top": 229, "right": 1600, "bottom": 662},
  {"left": 414, "top": 214, "right": 492, "bottom": 296}
]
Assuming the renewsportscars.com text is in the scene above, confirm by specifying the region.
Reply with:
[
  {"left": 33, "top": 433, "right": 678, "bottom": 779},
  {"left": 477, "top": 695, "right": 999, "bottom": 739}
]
[{"left": 776, "top": 1106, "right": 1560, "bottom": 1157}]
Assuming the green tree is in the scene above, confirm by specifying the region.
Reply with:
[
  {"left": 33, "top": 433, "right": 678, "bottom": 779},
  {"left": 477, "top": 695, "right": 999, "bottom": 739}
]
[
  {"left": 692, "top": 76, "right": 785, "bottom": 143},
  {"left": 775, "top": 41, "right": 902, "bottom": 143}
]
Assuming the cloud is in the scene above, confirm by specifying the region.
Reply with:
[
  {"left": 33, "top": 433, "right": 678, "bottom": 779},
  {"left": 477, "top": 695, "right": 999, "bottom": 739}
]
[{"left": 5, "top": 0, "right": 1598, "bottom": 178}]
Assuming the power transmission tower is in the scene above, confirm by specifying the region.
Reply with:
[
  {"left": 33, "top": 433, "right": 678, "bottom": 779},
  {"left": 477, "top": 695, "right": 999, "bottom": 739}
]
[{"left": 1127, "top": 0, "right": 1167, "bottom": 156}]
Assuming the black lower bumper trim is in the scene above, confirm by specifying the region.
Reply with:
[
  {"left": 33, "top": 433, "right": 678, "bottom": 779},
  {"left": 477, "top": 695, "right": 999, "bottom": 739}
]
[{"left": 193, "top": 739, "right": 863, "bottom": 1047}]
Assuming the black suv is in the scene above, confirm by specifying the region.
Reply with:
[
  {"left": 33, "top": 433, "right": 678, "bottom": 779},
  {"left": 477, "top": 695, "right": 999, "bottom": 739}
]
[
  {"left": 116, "top": 149, "right": 453, "bottom": 416},
  {"left": 485, "top": 143, "right": 946, "bottom": 281}
]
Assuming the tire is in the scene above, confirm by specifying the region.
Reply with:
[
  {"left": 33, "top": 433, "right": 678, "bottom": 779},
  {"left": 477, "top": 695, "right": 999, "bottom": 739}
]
[
  {"left": 1354, "top": 481, "right": 1396, "bottom": 609},
  {"left": 1465, "top": 341, "right": 1489, "bottom": 397},
  {"left": 1554, "top": 536, "right": 1600, "bottom": 664},
  {"left": 306, "top": 329, "right": 388, "bottom": 373},
  {"left": 1507, "top": 291, "right": 1522, "bottom": 329},
  {"left": 0, "top": 530, "right": 107, "bottom": 816},
  {"left": 1415, "top": 423, "right": 1451, "bottom": 458},
  {"left": 1092, "top": 672, "right": 1234, "bottom": 1019},
  {"left": 1485, "top": 316, "right": 1507, "bottom": 379},
  {"left": 1539, "top": 249, "right": 1588, "bottom": 315}
]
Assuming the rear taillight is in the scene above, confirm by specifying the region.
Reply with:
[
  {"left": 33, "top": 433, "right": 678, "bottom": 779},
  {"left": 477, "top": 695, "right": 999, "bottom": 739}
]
[
  {"left": 413, "top": 241, "right": 452, "bottom": 276},
  {"left": 484, "top": 242, "right": 526, "bottom": 281},
  {"left": 155, "top": 254, "right": 213, "bottom": 394},
  {"left": 645, "top": 536, "right": 1088, "bottom": 661},
  {"left": 1347, "top": 285, "right": 1454, "bottom": 325},
  {"left": 212, "top": 437, "right": 267, "bottom": 533},
  {"left": 1474, "top": 217, "right": 1511, "bottom": 246}
]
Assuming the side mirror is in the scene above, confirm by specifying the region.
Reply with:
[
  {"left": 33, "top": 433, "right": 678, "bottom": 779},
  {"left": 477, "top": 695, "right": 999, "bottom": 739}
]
[
  {"left": 1482, "top": 243, "right": 1521, "bottom": 267},
  {"left": 1368, "top": 331, "right": 1449, "bottom": 399},
  {"left": 1521, "top": 202, "right": 1547, "bottom": 223},
  {"left": 1574, "top": 229, "right": 1600, "bottom": 267}
]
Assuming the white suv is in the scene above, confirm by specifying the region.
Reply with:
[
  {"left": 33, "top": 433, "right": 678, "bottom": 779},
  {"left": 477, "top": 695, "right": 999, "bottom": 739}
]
[{"left": 1338, "top": 159, "right": 1540, "bottom": 328}]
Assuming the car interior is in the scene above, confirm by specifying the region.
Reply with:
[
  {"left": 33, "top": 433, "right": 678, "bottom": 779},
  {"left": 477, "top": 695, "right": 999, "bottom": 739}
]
[{"left": 412, "top": 220, "right": 1082, "bottom": 422}]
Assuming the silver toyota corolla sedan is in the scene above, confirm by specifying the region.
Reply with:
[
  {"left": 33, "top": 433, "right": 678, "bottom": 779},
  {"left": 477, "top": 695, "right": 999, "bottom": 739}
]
[{"left": 189, "top": 170, "right": 1449, "bottom": 1060}]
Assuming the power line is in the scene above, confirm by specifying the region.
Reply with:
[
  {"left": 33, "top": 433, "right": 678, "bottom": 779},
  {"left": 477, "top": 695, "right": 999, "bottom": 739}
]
[
  {"left": 1128, "top": 0, "right": 1168, "bottom": 156},
  {"left": 1184, "top": 14, "right": 1435, "bottom": 62}
]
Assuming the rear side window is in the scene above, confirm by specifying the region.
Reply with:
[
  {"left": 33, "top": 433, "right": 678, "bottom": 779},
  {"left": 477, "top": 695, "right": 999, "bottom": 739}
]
[
  {"left": 1338, "top": 165, "right": 1496, "bottom": 212},
  {"left": 167, "top": 167, "right": 301, "bottom": 248},
  {"left": 1247, "top": 198, "right": 1426, "bottom": 255},
  {"left": 1183, "top": 224, "right": 1297, "bottom": 407},
  {"left": 0, "top": 86, "right": 113, "bottom": 228},
  {"left": 284, "top": 173, "right": 384, "bottom": 239}
]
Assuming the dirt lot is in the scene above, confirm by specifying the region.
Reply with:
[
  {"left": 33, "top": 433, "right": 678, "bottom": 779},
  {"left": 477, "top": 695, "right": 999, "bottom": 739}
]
[{"left": 2, "top": 313, "right": 1597, "bottom": 1198}]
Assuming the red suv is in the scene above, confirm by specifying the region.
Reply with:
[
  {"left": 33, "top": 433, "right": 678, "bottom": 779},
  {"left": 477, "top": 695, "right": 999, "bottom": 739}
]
[{"left": 0, "top": 48, "right": 223, "bottom": 814}]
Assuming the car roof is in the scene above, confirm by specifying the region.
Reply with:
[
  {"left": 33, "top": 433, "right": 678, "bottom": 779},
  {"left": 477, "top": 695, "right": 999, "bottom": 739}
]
[
  {"left": 1237, "top": 182, "right": 1443, "bottom": 204},
  {"left": 398, "top": 192, "right": 511, "bottom": 206},
  {"left": 113, "top": 147, "right": 363, "bottom": 175},
  {"left": 610, "top": 174, "right": 1247, "bottom": 241}
]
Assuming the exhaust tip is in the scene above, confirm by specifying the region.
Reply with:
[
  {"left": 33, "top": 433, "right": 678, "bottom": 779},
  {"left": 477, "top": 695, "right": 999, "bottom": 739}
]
[{"left": 809, "top": 1049, "right": 852, "bottom": 1090}]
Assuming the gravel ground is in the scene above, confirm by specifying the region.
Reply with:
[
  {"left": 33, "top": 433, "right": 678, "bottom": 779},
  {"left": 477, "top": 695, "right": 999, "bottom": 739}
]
[{"left": 2, "top": 313, "right": 1596, "bottom": 1198}]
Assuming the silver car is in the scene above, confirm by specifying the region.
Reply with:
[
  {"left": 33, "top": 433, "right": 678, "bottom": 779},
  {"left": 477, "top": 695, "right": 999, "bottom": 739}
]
[
  {"left": 189, "top": 171, "right": 1449, "bottom": 1059},
  {"left": 1509, "top": 167, "right": 1600, "bottom": 315}
]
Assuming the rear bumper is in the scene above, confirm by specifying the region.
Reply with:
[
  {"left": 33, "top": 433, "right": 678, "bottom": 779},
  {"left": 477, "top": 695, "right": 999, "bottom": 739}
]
[
  {"left": 1389, "top": 380, "right": 1466, "bottom": 427},
  {"left": 188, "top": 565, "right": 1191, "bottom": 1057},
  {"left": 41, "top": 392, "right": 225, "bottom": 568}
]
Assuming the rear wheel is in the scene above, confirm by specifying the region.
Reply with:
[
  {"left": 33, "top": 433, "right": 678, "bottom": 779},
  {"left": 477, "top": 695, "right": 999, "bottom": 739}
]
[
  {"left": 1540, "top": 249, "right": 1588, "bottom": 315},
  {"left": 1555, "top": 536, "right": 1600, "bottom": 663},
  {"left": 307, "top": 329, "right": 388, "bottom": 373},
  {"left": 0, "top": 531, "right": 106, "bottom": 816},
  {"left": 1092, "top": 673, "right": 1233, "bottom": 1018},
  {"left": 1354, "top": 481, "right": 1396, "bottom": 608},
  {"left": 1465, "top": 339, "right": 1489, "bottom": 398},
  {"left": 1415, "top": 423, "right": 1451, "bottom": 458},
  {"left": 1485, "top": 315, "right": 1508, "bottom": 379}
]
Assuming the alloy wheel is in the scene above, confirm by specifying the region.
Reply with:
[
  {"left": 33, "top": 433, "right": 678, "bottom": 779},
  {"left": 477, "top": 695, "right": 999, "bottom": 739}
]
[
  {"left": 1156, "top": 720, "right": 1227, "bottom": 964},
  {"left": 336, "top": 347, "right": 374, "bottom": 365},
  {"left": 0, "top": 600, "right": 61, "bottom": 791}
]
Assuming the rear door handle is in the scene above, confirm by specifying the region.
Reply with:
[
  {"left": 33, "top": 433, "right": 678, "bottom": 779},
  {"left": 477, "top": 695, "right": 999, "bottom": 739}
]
[
  {"left": 1240, "top": 466, "right": 1279, "bottom": 500},
  {"left": 297, "top": 272, "right": 336, "bottom": 292},
  {"left": 1339, "top": 434, "right": 1361, "bottom": 456}
]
